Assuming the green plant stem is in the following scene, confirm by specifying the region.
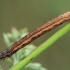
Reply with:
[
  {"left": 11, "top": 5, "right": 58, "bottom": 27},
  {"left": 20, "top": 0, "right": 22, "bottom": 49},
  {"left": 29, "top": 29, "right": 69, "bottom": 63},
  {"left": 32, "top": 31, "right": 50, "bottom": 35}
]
[{"left": 9, "top": 23, "right": 70, "bottom": 70}]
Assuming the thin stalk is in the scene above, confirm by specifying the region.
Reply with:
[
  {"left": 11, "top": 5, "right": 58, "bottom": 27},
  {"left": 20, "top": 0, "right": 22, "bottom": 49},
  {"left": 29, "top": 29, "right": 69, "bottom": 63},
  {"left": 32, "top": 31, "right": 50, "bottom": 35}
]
[{"left": 9, "top": 23, "right": 70, "bottom": 70}]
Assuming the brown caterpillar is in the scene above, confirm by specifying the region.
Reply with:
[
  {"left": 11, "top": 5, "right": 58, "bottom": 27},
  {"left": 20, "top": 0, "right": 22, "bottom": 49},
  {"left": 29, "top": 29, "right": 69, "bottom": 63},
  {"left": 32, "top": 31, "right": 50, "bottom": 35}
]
[{"left": 0, "top": 11, "right": 70, "bottom": 60}]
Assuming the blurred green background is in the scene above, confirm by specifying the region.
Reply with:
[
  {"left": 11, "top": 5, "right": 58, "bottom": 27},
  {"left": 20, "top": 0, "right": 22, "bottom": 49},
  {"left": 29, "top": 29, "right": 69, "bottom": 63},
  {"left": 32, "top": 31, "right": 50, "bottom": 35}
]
[{"left": 0, "top": 0, "right": 70, "bottom": 70}]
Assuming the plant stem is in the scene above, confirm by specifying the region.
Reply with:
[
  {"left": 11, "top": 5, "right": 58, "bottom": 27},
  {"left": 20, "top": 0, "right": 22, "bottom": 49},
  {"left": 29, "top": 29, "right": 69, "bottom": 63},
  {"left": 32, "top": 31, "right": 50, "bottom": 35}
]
[{"left": 9, "top": 23, "right": 70, "bottom": 70}]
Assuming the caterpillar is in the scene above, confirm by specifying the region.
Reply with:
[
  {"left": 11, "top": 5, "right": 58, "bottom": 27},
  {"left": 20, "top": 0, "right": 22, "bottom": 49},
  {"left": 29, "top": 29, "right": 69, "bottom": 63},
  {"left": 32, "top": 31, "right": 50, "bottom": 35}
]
[{"left": 0, "top": 11, "right": 70, "bottom": 60}]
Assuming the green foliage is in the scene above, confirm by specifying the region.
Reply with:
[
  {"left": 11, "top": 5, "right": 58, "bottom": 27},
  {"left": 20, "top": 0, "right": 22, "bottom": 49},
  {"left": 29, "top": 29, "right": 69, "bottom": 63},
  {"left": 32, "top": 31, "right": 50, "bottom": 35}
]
[
  {"left": 2, "top": 27, "right": 47, "bottom": 70},
  {"left": 0, "top": 66, "right": 3, "bottom": 70}
]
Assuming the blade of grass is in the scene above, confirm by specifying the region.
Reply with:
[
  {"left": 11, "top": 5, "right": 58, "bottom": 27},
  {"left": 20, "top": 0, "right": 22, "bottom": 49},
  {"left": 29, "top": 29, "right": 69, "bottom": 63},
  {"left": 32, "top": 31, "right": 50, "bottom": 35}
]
[{"left": 9, "top": 23, "right": 70, "bottom": 70}]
